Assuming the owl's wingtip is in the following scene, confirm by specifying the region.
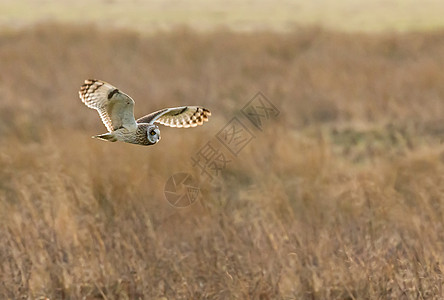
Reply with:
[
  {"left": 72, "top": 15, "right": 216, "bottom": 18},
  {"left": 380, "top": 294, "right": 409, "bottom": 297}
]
[{"left": 92, "top": 133, "right": 118, "bottom": 142}]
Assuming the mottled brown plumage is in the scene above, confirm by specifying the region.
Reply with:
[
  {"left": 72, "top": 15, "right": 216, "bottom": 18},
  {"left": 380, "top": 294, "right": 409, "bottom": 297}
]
[{"left": 79, "top": 79, "right": 211, "bottom": 146}]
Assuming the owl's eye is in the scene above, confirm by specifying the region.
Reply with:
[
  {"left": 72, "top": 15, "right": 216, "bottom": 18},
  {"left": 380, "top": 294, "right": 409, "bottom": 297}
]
[{"left": 150, "top": 130, "right": 156, "bottom": 136}]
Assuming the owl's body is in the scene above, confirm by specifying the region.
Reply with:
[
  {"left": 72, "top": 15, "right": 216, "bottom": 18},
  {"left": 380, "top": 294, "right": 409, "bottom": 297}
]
[
  {"left": 96, "top": 123, "right": 156, "bottom": 145},
  {"left": 79, "top": 79, "right": 211, "bottom": 146}
]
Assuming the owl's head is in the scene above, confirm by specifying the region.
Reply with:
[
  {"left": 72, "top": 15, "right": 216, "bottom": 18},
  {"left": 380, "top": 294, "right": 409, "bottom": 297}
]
[{"left": 147, "top": 124, "right": 161, "bottom": 144}]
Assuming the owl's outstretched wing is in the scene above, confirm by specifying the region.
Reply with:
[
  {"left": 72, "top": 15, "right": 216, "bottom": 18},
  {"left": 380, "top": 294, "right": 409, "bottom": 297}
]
[
  {"left": 136, "top": 106, "right": 211, "bottom": 128},
  {"left": 79, "top": 79, "right": 137, "bottom": 132}
]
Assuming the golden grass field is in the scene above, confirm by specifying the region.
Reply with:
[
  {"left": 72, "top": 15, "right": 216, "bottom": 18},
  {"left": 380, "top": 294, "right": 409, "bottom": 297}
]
[
  {"left": 1, "top": 0, "right": 444, "bottom": 32},
  {"left": 0, "top": 22, "right": 444, "bottom": 299}
]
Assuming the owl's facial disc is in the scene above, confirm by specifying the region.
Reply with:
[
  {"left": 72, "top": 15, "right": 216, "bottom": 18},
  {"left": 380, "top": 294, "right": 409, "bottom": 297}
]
[{"left": 147, "top": 125, "right": 161, "bottom": 144}]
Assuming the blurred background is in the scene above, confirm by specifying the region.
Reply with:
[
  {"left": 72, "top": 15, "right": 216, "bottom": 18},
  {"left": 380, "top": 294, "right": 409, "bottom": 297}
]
[{"left": 1, "top": 0, "right": 444, "bottom": 299}]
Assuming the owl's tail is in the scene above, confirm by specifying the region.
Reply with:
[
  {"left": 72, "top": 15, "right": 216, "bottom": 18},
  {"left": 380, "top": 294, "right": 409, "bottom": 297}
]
[{"left": 92, "top": 132, "right": 117, "bottom": 142}]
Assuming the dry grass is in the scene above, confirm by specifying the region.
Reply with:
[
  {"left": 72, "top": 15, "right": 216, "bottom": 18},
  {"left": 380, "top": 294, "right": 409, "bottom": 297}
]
[
  {"left": 2, "top": 0, "right": 444, "bottom": 32},
  {"left": 0, "top": 24, "right": 444, "bottom": 299}
]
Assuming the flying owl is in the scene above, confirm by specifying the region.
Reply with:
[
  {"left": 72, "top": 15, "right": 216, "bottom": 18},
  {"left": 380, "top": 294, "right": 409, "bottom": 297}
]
[{"left": 79, "top": 79, "right": 211, "bottom": 146}]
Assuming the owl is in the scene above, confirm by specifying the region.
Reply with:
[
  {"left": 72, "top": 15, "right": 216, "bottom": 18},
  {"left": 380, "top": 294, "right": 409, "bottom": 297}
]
[{"left": 79, "top": 79, "right": 211, "bottom": 146}]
